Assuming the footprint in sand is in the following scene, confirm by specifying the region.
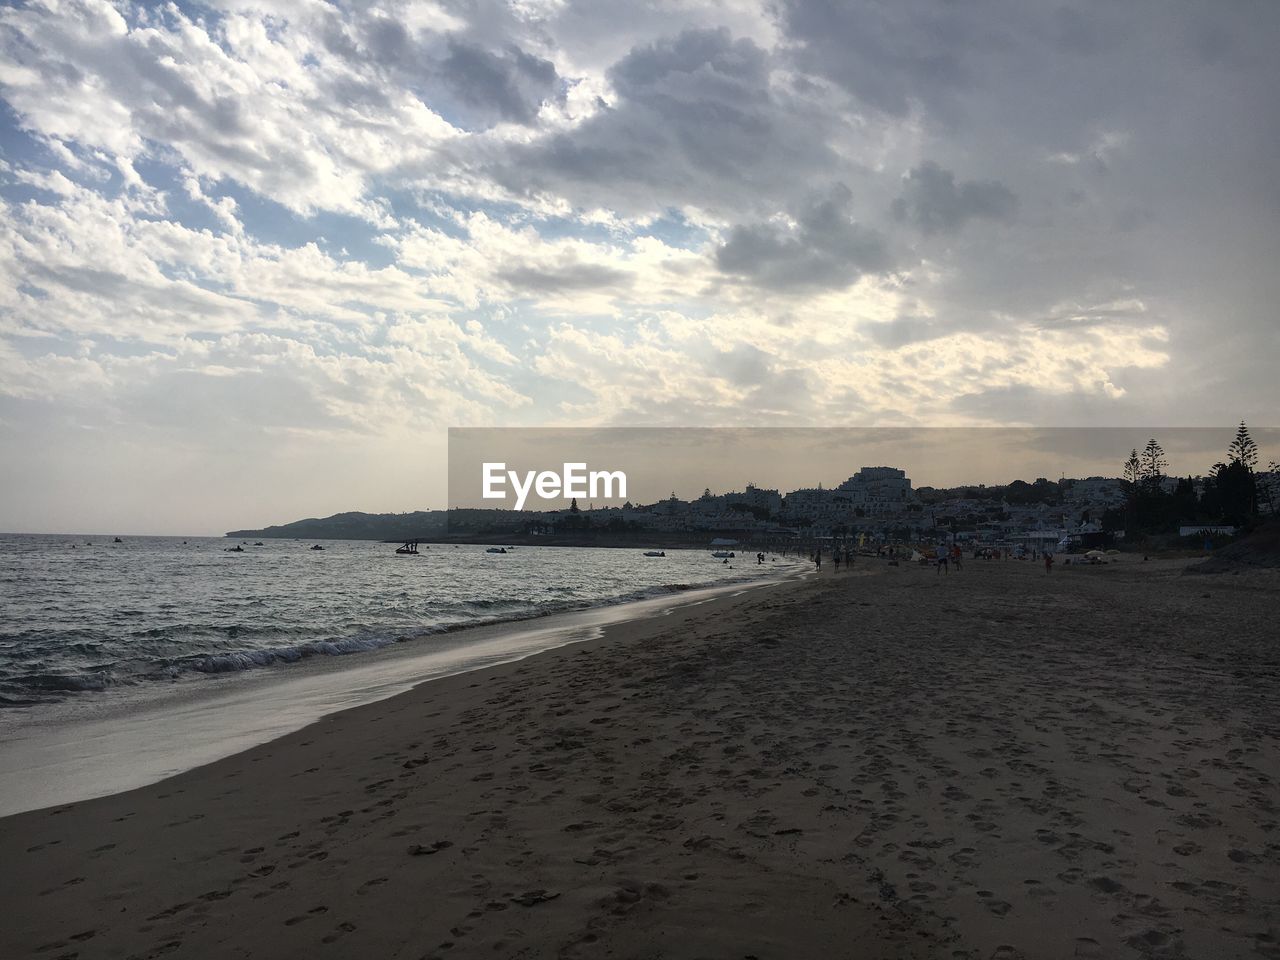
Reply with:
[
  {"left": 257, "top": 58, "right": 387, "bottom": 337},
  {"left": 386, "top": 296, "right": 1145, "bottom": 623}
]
[
  {"left": 284, "top": 906, "right": 329, "bottom": 926},
  {"left": 1089, "top": 876, "right": 1124, "bottom": 894},
  {"left": 357, "top": 877, "right": 388, "bottom": 896},
  {"left": 321, "top": 922, "right": 357, "bottom": 943}
]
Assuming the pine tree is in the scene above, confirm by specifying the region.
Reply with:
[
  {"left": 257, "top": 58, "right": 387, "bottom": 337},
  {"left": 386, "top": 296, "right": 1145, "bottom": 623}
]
[
  {"left": 1122, "top": 448, "right": 1141, "bottom": 486},
  {"left": 1140, "top": 438, "right": 1166, "bottom": 484},
  {"left": 1227, "top": 420, "right": 1258, "bottom": 470}
]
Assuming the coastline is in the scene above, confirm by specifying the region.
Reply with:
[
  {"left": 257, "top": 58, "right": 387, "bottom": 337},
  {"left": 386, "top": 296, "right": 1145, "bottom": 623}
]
[
  {"left": 2, "top": 559, "right": 1277, "bottom": 959},
  {"left": 0, "top": 567, "right": 805, "bottom": 818}
]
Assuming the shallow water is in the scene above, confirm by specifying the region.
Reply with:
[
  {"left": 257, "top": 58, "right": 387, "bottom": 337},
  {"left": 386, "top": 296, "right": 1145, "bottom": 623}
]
[
  {"left": 0, "top": 567, "right": 800, "bottom": 816},
  {"left": 0, "top": 535, "right": 781, "bottom": 709}
]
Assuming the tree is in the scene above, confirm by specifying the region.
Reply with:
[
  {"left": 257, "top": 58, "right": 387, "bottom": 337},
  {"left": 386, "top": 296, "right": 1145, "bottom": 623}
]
[
  {"left": 1123, "top": 449, "right": 1141, "bottom": 486},
  {"left": 1140, "top": 438, "right": 1167, "bottom": 486},
  {"left": 1227, "top": 420, "right": 1259, "bottom": 470},
  {"left": 1209, "top": 460, "right": 1256, "bottom": 523}
]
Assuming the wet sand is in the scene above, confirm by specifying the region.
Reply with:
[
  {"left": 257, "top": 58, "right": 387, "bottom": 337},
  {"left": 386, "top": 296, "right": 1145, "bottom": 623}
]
[{"left": 2, "top": 559, "right": 1277, "bottom": 959}]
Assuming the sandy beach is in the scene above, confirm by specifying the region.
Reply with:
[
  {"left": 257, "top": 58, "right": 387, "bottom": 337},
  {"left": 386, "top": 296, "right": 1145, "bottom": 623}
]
[{"left": 2, "top": 558, "right": 1278, "bottom": 959}]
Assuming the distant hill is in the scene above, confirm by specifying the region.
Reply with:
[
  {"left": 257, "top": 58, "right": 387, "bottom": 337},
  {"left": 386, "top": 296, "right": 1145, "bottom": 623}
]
[{"left": 226, "top": 511, "right": 448, "bottom": 541}]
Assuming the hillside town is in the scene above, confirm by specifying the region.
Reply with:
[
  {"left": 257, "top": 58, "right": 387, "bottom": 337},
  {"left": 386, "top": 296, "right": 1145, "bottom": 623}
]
[
  {"left": 520, "top": 451, "right": 1279, "bottom": 554},
  {"left": 231, "top": 427, "right": 1278, "bottom": 554}
]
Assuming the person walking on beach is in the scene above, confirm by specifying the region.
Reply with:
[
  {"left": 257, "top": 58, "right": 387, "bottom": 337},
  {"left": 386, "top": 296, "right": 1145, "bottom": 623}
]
[
  {"left": 815, "top": 550, "right": 822, "bottom": 571},
  {"left": 935, "top": 543, "right": 948, "bottom": 574},
  {"left": 951, "top": 543, "right": 963, "bottom": 572},
  {"left": 1044, "top": 552, "right": 1054, "bottom": 575}
]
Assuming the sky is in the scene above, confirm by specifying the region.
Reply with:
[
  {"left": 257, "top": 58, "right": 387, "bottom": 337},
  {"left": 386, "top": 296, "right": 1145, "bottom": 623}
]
[
  {"left": 447, "top": 428, "right": 1280, "bottom": 509},
  {"left": 1, "top": 0, "right": 1278, "bottom": 534}
]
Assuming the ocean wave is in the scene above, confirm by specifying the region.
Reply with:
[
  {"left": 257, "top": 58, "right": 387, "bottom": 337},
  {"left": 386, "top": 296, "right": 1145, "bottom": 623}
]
[
  {"left": 9, "top": 671, "right": 111, "bottom": 693},
  {"left": 0, "top": 539, "right": 785, "bottom": 706},
  {"left": 190, "top": 633, "right": 400, "bottom": 673}
]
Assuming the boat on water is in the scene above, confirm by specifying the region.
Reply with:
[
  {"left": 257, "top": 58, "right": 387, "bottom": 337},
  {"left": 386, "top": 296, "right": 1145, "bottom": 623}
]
[
  {"left": 226, "top": 545, "right": 244, "bottom": 553},
  {"left": 395, "top": 540, "right": 422, "bottom": 555},
  {"left": 485, "top": 547, "right": 508, "bottom": 554},
  {"left": 643, "top": 550, "right": 666, "bottom": 557},
  {"left": 310, "top": 545, "right": 325, "bottom": 551},
  {"left": 113, "top": 537, "right": 123, "bottom": 543},
  {"left": 254, "top": 541, "right": 264, "bottom": 546},
  {"left": 711, "top": 550, "right": 735, "bottom": 558}
]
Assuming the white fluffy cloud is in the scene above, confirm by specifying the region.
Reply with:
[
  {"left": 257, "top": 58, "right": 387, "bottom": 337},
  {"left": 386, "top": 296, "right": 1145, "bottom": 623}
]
[{"left": 1, "top": 0, "right": 1277, "bottom": 531}]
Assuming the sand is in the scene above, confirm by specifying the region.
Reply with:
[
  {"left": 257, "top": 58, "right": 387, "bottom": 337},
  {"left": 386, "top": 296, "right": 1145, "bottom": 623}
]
[
  {"left": 1186, "top": 521, "right": 1280, "bottom": 574},
  {"left": 2, "top": 558, "right": 1278, "bottom": 959}
]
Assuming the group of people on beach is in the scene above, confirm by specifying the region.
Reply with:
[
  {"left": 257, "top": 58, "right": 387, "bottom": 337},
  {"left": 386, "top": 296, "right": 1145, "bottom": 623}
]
[
  {"left": 799, "top": 542, "right": 1056, "bottom": 576},
  {"left": 934, "top": 543, "right": 964, "bottom": 573},
  {"left": 811, "top": 547, "right": 856, "bottom": 571}
]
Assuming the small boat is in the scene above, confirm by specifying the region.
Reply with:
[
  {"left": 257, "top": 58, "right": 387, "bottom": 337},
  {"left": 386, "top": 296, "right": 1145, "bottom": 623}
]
[
  {"left": 310, "top": 545, "right": 325, "bottom": 551},
  {"left": 485, "top": 547, "right": 507, "bottom": 554},
  {"left": 395, "top": 540, "right": 421, "bottom": 555},
  {"left": 226, "top": 545, "right": 244, "bottom": 552},
  {"left": 113, "top": 537, "right": 123, "bottom": 543},
  {"left": 254, "top": 541, "right": 264, "bottom": 546},
  {"left": 711, "top": 550, "right": 735, "bottom": 559},
  {"left": 643, "top": 551, "right": 666, "bottom": 557}
]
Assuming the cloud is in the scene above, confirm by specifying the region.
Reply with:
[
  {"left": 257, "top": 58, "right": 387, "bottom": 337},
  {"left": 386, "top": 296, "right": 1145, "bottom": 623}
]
[
  {"left": 489, "top": 27, "right": 843, "bottom": 217},
  {"left": 2, "top": 0, "right": 1279, "bottom": 532},
  {"left": 715, "top": 184, "right": 892, "bottom": 290},
  {"left": 497, "top": 261, "right": 633, "bottom": 294},
  {"left": 439, "top": 39, "right": 563, "bottom": 127},
  {"left": 0, "top": 0, "right": 459, "bottom": 216},
  {"left": 863, "top": 314, "right": 948, "bottom": 349},
  {"left": 891, "top": 162, "right": 1017, "bottom": 235},
  {"left": 778, "top": 0, "right": 978, "bottom": 118}
]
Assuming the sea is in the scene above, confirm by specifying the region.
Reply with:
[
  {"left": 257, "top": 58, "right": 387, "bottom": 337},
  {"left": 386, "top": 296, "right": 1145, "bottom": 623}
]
[
  {"left": 0, "top": 535, "right": 800, "bottom": 814},
  {"left": 0, "top": 535, "right": 789, "bottom": 709}
]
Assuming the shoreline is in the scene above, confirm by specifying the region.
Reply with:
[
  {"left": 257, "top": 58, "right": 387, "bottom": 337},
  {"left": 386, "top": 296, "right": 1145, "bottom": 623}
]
[
  {"left": 2, "top": 559, "right": 1276, "bottom": 959},
  {"left": 0, "top": 566, "right": 806, "bottom": 818}
]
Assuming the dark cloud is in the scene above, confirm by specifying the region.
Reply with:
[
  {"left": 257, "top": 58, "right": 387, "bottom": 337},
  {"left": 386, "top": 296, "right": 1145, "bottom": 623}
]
[
  {"left": 439, "top": 39, "right": 562, "bottom": 126},
  {"left": 778, "top": 0, "right": 990, "bottom": 118},
  {"left": 864, "top": 315, "right": 948, "bottom": 349},
  {"left": 715, "top": 343, "right": 772, "bottom": 386},
  {"left": 319, "top": 12, "right": 563, "bottom": 128},
  {"left": 891, "top": 162, "right": 1017, "bottom": 234},
  {"left": 1030, "top": 304, "right": 1151, "bottom": 331},
  {"left": 496, "top": 262, "right": 633, "bottom": 293},
  {"left": 491, "top": 27, "right": 841, "bottom": 215},
  {"left": 609, "top": 26, "right": 768, "bottom": 99},
  {"left": 715, "top": 184, "right": 891, "bottom": 290}
]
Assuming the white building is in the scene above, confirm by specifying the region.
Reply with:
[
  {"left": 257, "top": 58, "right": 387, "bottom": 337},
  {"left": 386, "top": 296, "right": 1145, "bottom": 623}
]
[{"left": 833, "top": 466, "right": 915, "bottom": 516}]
